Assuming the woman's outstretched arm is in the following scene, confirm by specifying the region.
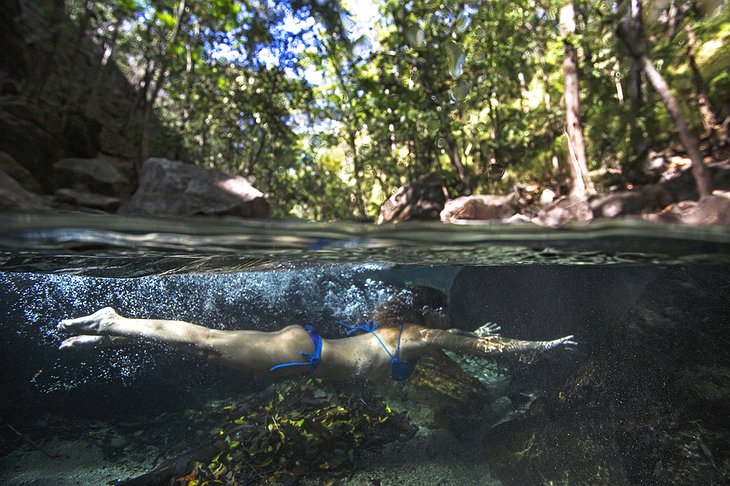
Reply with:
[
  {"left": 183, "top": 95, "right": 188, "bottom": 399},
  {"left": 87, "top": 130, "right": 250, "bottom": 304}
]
[{"left": 411, "top": 325, "right": 575, "bottom": 359}]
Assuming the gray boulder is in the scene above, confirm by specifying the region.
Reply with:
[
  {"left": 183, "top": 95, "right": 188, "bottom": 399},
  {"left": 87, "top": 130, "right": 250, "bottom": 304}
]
[
  {"left": 118, "top": 158, "right": 270, "bottom": 218},
  {"left": 440, "top": 194, "right": 519, "bottom": 222},
  {"left": 535, "top": 198, "right": 593, "bottom": 225},
  {"left": 591, "top": 184, "right": 673, "bottom": 218},
  {"left": 591, "top": 160, "right": 730, "bottom": 219},
  {"left": 650, "top": 190, "right": 730, "bottom": 226},
  {"left": 377, "top": 172, "right": 447, "bottom": 224}
]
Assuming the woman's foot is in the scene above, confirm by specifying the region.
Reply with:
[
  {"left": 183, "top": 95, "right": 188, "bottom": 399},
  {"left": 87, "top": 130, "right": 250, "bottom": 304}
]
[
  {"left": 59, "top": 334, "right": 132, "bottom": 350},
  {"left": 57, "top": 307, "right": 123, "bottom": 335}
]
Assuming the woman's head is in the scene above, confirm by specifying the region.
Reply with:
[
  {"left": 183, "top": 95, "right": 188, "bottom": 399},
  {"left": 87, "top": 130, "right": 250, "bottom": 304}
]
[{"left": 374, "top": 286, "right": 450, "bottom": 329}]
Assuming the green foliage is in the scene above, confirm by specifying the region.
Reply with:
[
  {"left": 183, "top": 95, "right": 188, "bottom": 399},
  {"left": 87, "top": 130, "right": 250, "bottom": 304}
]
[{"left": 64, "top": 0, "right": 729, "bottom": 219}]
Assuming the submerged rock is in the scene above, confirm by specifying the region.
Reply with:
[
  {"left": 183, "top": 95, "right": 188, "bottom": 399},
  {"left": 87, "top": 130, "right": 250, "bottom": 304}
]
[
  {"left": 395, "top": 350, "right": 492, "bottom": 432},
  {"left": 481, "top": 267, "right": 730, "bottom": 485},
  {"left": 118, "top": 158, "right": 270, "bottom": 218}
]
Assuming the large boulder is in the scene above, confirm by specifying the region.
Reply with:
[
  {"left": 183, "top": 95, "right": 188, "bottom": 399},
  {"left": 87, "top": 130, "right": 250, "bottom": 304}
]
[
  {"left": 440, "top": 193, "right": 519, "bottom": 222},
  {"left": 535, "top": 198, "right": 593, "bottom": 225},
  {"left": 377, "top": 172, "right": 447, "bottom": 224},
  {"left": 591, "top": 183, "right": 674, "bottom": 218},
  {"left": 649, "top": 190, "right": 730, "bottom": 225},
  {"left": 118, "top": 158, "right": 270, "bottom": 218},
  {"left": 395, "top": 351, "right": 492, "bottom": 432},
  {"left": 0, "top": 167, "right": 50, "bottom": 211},
  {"left": 0, "top": 150, "right": 42, "bottom": 193},
  {"left": 0, "top": 0, "right": 184, "bottom": 194},
  {"left": 0, "top": 103, "right": 69, "bottom": 192},
  {"left": 53, "top": 155, "right": 132, "bottom": 198}
]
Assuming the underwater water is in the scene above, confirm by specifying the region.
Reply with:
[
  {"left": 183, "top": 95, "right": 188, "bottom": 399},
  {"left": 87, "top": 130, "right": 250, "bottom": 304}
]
[{"left": 0, "top": 214, "right": 729, "bottom": 485}]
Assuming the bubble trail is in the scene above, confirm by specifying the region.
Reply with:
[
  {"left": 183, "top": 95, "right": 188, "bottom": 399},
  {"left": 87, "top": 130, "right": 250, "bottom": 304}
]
[{"left": 0, "top": 264, "right": 399, "bottom": 392}]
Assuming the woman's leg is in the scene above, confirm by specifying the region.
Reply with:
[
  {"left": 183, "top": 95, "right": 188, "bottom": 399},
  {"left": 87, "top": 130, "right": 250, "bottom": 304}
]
[
  {"left": 58, "top": 307, "right": 224, "bottom": 353},
  {"left": 57, "top": 307, "right": 311, "bottom": 375}
]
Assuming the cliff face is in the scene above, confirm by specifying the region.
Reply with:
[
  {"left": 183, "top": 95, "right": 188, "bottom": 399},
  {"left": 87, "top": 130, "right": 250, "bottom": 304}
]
[{"left": 0, "top": 0, "right": 183, "bottom": 194}]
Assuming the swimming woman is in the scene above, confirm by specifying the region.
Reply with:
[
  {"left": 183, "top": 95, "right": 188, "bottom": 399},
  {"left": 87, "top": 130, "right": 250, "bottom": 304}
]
[{"left": 57, "top": 289, "right": 575, "bottom": 382}]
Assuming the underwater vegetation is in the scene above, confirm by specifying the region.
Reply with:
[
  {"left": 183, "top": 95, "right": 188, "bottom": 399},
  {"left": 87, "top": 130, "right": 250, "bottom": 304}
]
[{"left": 171, "top": 378, "right": 415, "bottom": 486}]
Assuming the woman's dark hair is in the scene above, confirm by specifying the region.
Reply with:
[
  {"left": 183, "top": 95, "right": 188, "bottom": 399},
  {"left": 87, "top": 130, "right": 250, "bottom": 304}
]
[{"left": 373, "top": 286, "right": 450, "bottom": 329}]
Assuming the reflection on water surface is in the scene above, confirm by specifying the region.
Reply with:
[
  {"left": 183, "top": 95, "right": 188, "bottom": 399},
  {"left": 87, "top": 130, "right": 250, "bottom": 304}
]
[{"left": 1, "top": 213, "right": 729, "bottom": 276}]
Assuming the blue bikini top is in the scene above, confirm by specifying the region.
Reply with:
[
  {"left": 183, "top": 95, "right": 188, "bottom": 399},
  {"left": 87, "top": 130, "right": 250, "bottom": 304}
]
[{"left": 338, "top": 320, "right": 419, "bottom": 381}]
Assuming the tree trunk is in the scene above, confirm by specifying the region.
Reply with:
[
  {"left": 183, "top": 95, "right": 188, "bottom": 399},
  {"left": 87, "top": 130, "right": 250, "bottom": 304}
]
[
  {"left": 623, "top": 0, "right": 648, "bottom": 171},
  {"left": 686, "top": 24, "right": 724, "bottom": 141},
  {"left": 247, "top": 131, "right": 267, "bottom": 174},
  {"left": 349, "top": 130, "right": 367, "bottom": 219},
  {"left": 88, "top": 16, "right": 122, "bottom": 111},
  {"left": 179, "top": 27, "right": 199, "bottom": 144},
  {"left": 638, "top": 55, "right": 711, "bottom": 197},
  {"left": 124, "top": 54, "right": 153, "bottom": 131},
  {"left": 141, "top": 0, "right": 188, "bottom": 161},
  {"left": 613, "top": 58, "right": 624, "bottom": 104},
  {"left": 560, "top": 2, "right": 595, "bottom": 200},
  {"left": 617, "top": 5, "right": 712, "bottom": 199},
  {"left": 485, "top": 94, "right": 501, "bottom": 192},
  {"left": 436, "top": 106, "right": 471, "bottom": 193},
  {"left": 628, "top": 56, "right": 644, "bottom": 150},
  {"left": 446, "top": 133, "right": 470, "bottom": 194}
]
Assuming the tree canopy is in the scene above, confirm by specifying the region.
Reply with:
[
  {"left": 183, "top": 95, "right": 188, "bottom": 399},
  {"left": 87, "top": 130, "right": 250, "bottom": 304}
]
[{"left": 65, "top": 0, "right": 730, "bottom": 219}]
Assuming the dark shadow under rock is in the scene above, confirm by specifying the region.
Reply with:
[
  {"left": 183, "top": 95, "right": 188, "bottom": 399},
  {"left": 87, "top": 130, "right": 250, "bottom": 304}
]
[
  {"left": 54, "top": 188, "right": 121, "bottom": 211},
  {"left": 449, "top": 265, "right": 656, "bottom": 342}
]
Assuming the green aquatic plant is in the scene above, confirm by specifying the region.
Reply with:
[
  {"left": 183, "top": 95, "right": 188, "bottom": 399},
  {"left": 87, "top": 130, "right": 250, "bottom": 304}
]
[{"left": 178, "top": 378, "right": 415, "bottom": 485}]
